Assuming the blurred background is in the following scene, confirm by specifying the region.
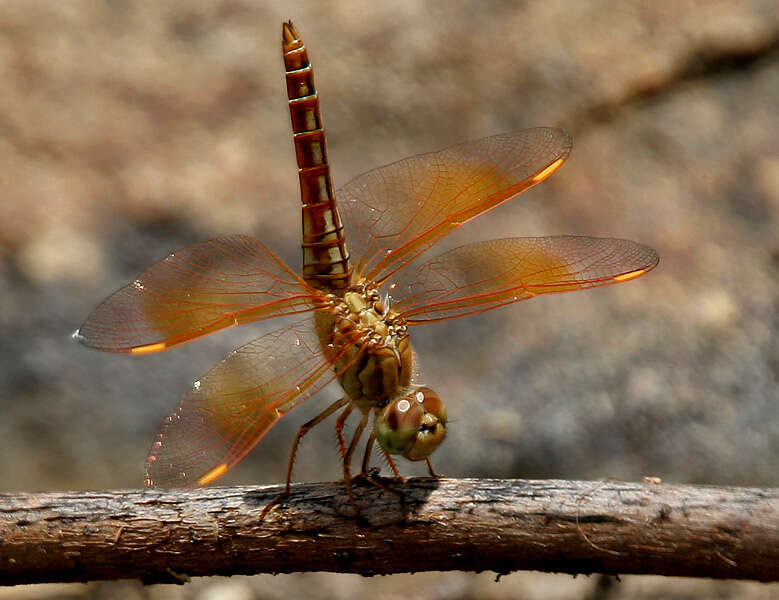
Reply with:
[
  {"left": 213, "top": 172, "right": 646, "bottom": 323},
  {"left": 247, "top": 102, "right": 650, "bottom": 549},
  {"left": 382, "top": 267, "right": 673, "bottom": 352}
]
[{"left": 0, "top": 1, "right": 776, "bottom": 598}]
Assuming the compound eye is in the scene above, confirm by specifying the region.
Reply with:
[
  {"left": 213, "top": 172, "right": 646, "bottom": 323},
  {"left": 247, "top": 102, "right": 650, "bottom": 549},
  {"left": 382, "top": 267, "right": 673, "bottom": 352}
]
[
  {"left": 414, "top": 386, "right": 446, "bottom": 424},
  {"left": 375, "top": 396, "right": 425, "bottom": 456},
  {"left": 375, "top": 387, "right": 448, "bottom": 461}
]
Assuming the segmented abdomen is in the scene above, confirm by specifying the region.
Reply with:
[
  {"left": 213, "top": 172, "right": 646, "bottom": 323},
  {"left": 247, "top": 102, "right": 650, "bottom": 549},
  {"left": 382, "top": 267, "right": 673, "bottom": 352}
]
[{"left": 282, "top": 22, "right": 351, "bottom": 291}]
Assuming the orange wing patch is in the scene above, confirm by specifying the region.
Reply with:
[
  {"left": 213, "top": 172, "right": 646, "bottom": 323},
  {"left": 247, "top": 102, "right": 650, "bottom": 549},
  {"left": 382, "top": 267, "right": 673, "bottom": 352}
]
[
  {"left": 130, "top": 342, "right": 167, "bottom": 355},
  {"left": 197, "top": 463, "right": 229, "bottom": 486},
  {"left": 531, "top": 157, "right": 566, "bottom": 183}
]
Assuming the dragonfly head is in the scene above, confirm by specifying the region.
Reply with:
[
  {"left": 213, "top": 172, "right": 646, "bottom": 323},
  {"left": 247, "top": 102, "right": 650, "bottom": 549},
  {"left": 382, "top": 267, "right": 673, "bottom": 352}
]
[{"left": 375, "top": 386, "right": 447, "bottom": 461}]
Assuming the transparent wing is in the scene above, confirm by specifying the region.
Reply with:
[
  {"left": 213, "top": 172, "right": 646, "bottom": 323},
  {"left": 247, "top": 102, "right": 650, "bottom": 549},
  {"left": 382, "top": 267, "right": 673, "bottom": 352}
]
[
  {"left": 337, "top": 128, "right": 572, "bottom": 285},
  {"left": 76, "top": 235, "right": 321, "bottom": 353},
  {"left": 145, "top": 319, "right": 364, "bottom": 488},
  {"left": 394, "top": 236, "right": 659, "bottom": 322}
]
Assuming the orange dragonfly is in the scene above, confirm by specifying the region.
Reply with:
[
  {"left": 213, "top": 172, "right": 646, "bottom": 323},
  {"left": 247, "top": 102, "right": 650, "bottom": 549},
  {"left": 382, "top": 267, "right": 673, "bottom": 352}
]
[{"left": 77, "top": 22, "right": 658, "bottom": 509}]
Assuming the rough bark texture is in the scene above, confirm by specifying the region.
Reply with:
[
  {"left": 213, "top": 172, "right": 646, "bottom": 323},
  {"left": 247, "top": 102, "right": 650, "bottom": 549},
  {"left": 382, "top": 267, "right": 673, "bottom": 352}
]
[{"left": 0, "top": 478, "right": 776, "bottom": 586}]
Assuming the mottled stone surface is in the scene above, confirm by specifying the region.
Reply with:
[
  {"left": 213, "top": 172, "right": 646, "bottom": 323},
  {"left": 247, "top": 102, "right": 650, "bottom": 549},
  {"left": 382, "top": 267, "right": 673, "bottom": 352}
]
[{"left": 0, "top": 1, "right": 776, "bottom": 597}]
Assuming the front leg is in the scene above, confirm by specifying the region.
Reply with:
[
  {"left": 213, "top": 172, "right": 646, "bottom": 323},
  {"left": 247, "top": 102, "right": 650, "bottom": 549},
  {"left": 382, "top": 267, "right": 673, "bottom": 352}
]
[
  {"left": 352, "top": 430, "right": 406, "bottom": 509},
  {"left": 425, "top": 457, "right": 441, "bottom": 478}
]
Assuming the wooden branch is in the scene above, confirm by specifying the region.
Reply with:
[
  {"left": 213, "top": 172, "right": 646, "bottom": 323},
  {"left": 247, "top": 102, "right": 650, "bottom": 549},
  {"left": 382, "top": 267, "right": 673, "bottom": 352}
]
[{"left": 0, "top": 478, "right": 776, "bottom": 585}]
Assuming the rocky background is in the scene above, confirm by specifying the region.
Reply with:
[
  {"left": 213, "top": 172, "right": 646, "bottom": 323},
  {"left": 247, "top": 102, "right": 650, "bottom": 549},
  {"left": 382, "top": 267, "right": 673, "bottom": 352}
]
[{"left": 0, "top": 1, "right": 777, "bottom": 598}]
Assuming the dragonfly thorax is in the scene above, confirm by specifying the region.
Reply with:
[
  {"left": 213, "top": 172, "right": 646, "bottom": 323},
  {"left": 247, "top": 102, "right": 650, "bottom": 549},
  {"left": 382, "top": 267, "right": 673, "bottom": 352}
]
[{"left": 315, "top": 283, "right": 413, "bottom": 411}]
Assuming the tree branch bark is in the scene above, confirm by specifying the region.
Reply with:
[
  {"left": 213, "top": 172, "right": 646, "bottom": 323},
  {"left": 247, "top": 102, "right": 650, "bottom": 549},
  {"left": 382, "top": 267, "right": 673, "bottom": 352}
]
[{"left": 0, "top": 478, "right": 776, "bottom": 585}]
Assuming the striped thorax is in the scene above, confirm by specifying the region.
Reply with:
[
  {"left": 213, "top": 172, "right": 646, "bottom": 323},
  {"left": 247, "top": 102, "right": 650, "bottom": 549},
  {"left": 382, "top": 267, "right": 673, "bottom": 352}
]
[{"left": 315, "top": 283, "right": 412, "bottom": 411}]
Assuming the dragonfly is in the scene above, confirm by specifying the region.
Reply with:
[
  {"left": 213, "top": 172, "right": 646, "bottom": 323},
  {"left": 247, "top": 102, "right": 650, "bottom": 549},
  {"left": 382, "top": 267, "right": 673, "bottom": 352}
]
[{"left": 76, "top": 22, "right": 658, "bottom": 512}]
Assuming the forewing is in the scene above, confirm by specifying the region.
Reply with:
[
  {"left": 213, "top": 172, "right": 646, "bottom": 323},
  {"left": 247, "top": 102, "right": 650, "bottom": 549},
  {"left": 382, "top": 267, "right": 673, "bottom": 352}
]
[
  {"left": 76, "top": 235, "right": 320, "bottom": 353},
  {"left": 145, "top": 319, "right": 361, "bottom": 488},
  {"left": 394, "top": 236, "right": 659, "bottom": 322},
  {"left": 337, "top": 128, "right": 572, "bottom": 284}
]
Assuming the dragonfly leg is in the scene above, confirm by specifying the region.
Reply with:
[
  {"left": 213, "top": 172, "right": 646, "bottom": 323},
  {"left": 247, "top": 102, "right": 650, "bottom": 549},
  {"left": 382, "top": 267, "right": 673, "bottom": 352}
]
[
  {"left": 350, "top": 431, "right": 406, "bottom": 510},
  {"left": 360, "top": 431, "right": 377, "bottom": 475},
  {"left": 342, "top": 411, "right": 369, "bottom": 517},
  {"left": 360, "top": 412, "right": 400, "bottom": 480},
  {"left": 260, "top": 395, "right": 350, "bottom": 521},
  {"left": 384, "top": 449, "right": 403, "bottom": 480},
  {"left": 334, "top": 401, "right": 355, "bottom": 461},
  {"left": 425, "top": 457, "right": 441, "bottom": 478}
]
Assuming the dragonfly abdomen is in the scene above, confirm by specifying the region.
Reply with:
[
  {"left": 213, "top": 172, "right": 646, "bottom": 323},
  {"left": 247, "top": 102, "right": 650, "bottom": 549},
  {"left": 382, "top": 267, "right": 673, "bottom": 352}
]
[{"left": 282, "top": 21, "right": 351, "bottom": 291}]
